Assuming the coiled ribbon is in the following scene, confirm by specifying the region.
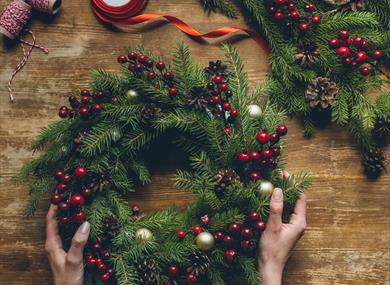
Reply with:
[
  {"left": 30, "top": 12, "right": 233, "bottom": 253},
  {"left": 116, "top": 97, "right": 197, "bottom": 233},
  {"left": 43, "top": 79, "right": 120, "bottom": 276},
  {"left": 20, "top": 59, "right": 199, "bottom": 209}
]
[{"left": 91, "top": 0, "right": 271, "bottom": 54}]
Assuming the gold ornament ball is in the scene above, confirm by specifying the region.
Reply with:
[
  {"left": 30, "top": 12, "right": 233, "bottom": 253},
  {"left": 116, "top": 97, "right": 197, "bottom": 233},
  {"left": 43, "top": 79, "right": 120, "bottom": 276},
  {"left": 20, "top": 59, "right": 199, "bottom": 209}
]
[
  {"left": 135, "top": 228, "right": 153, "bottom": 241},
  {"left": 248, "top": 104, "right": 262, "bottom": 118},
  {"left": 126, "top": 89, "right": 138, "bottom": 98},
  {"left": 195, "top": 232, "right": 215, "bottom": 251},
  {"left": 259, "top": 181, "right": 274, "bottom": 196}
]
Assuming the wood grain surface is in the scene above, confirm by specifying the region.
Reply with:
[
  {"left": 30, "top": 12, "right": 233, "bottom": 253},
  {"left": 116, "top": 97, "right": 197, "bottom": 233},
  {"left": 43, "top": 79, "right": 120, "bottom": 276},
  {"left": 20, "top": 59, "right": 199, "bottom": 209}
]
[{"left": 0, "top": 1, "right": 389, "bottom": 284}]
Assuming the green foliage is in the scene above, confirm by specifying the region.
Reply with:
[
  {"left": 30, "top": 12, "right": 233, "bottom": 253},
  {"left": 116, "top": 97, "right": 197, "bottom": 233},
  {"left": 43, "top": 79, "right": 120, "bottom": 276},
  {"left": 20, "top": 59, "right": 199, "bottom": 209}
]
[
  {"left": 200, "top": 0, "right": 238, "bottom": 18},
  {"left": 17, "top": 43, "right": 310, "bottom": 285}
]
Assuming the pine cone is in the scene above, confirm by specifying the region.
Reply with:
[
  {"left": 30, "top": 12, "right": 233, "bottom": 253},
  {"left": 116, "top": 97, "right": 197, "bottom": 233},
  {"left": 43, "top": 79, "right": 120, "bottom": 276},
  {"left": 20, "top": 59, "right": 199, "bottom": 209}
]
[
  {"left": 372, "top": 119, "right": 390, "bottom": 142},
  {"left": 214, "top": 169, "right": 239, "bottom": 192},
  {"left": 102, "top": 216, "right": 121, "bottom": 240},
  {"left": 90, "top": 175, "right": 111, "bottom": 193},
  {"left": 136, "top": 258, "right": 158, "bottom": 285},
  {"left": 294, "top": 43, "right": 320, "bottom": 69},
  {"left": 187, "top": 87, "right": 210, "bottom": 111},
  {"left": 205, "top": 60, "right": 227, "bottom": 76},
  {"left": 305, "top": 77, "right": 338, "bottom": 109},
  {"left": 325, "top": 0, "right": 366, "bottom": 11},
  {"left": 140, "top": 103, "right": 162, "bottom": 125},
  {"left": 186, "top": 251, "right": 210, "bottom": 276},
  {"left": 363, "top": 149, "right": 387, "bottom": 178}
]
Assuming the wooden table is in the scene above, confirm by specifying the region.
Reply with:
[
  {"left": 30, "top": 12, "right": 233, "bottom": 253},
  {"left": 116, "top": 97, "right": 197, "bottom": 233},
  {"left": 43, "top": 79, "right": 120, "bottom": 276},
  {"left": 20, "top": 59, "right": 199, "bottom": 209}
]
[{"left": 0, "top": 1, "right": 389, "bottom": 284}]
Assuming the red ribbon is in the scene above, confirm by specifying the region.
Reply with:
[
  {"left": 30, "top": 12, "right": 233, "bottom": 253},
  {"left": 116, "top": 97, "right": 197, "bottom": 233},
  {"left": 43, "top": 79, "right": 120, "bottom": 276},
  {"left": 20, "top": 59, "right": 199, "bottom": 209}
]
[{"left": 91, "top": 0, "right": 271, "bottom": 54}]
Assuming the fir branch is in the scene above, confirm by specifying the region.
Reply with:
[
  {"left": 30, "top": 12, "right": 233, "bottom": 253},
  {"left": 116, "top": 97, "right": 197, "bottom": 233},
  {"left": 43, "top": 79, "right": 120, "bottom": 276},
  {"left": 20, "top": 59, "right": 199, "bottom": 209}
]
[{"left": 200, "top": 0, "right": 238, "bottom": 18}]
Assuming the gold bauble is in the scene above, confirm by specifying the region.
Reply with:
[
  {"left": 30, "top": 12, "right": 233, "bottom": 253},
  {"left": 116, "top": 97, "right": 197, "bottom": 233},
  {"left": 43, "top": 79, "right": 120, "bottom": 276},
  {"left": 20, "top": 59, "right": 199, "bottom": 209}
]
[
  {"left": 259, "top": 181, "right": 274, "bottom": 196},
  {"left": 248, "top": 104, "right": 262, "bottom": 118},
  {"left": 135, "top": 228, "right": 153, "bottom": 241},
  {"left": 126, "top": 89, "right": 138, "bottom": 98},
  {"left": 195, "top": 232, "right": 215, "bottom": 251}
]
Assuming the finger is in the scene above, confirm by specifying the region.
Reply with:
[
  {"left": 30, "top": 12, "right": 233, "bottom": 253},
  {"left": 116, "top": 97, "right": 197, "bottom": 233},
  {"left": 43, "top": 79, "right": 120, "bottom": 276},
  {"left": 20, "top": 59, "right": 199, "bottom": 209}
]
[
  {"left": 289, "top": 193, "right": 307, "bottom": 231},
  {"left": 67, "top": 222, "right": 90, "bottom": 266},
  {"left": 45, "top": 205, "right": 63, "bottom": 254},
  {"left": 267, "top": 188, "right": 284, "bottom": 231}
]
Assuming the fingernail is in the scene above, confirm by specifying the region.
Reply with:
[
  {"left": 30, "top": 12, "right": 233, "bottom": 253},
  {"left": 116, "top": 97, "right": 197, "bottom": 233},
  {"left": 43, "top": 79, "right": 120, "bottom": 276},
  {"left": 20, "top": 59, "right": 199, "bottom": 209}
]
[
  {"left": 272, "top": 188, "right": 283, "bottom": 200},
  {"left": 79, "top": 222, "right": 90, "bottom": 234}
]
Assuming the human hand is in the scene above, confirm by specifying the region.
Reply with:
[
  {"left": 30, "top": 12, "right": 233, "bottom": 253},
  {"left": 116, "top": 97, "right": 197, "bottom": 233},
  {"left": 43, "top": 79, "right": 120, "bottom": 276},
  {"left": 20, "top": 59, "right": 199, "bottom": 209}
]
[
  {"left": 259, "top": 172, "right": 307, "bottom": 285},
  {"left": 45, "top": 205, "right": 90, "bottom": 285}
]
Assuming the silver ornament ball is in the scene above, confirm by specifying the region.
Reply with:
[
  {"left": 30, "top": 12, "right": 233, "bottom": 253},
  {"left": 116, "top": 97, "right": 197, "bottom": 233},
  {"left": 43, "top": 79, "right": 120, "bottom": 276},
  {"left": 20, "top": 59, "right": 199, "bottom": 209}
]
[
  {"left": 126, "top": 89, "right": 138, "bottom": 98},
  {"left": 248, "top": 104, "right": 262, "bottom": 118},
  {"left": 195, "top": 232, "right": 215, "bottom": 251},
  {"left": 259, "top": 181, "right": 274, "bottom": 196},
  {"left": 135, "top": 228, "right": 153, "bottom": 241}
]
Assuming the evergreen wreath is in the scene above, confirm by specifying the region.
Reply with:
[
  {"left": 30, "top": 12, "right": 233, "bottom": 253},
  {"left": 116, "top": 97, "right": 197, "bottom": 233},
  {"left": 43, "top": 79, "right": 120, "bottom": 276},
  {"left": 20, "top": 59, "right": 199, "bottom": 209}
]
[
  {"left": 15, "top": 43, "right": 311, "bottom": 285},
  {"left": 201, "top": 0, "right": 390, "bottom": 178}
]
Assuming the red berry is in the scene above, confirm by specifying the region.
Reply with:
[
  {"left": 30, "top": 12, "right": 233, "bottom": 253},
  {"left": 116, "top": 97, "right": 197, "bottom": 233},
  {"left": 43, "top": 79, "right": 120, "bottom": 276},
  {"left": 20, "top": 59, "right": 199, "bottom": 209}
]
[
  {"left": 58, "top": 108, "right": 68, "bottom": 118},
  {"left": 214, "top": 231, "right": 224, "bottom": 241},
  {"left": 329, "top": 38, "right": 339, "bottom": 48},
  {"left": 307, "top": 3, "right": 316, "bottom": 11},
  {"left": 107, "top": 268, "right": 114, "bottom": 275},
  {"left": 101, "top": 273, "right": 110, "bottom": 282},
  {"left": 51, "top": 194, "right": 62, "bottom": 204},
  {"left": 249, "top": 212, "right": 260, "bottom": 221},
  {"left": 87, "top": 257, "right": 97, "bottom": 266},
  {"left": 339, "top": 38, "right": 351, "bottom": 46},
  {"left": 213, "top": 75, "right": 223, "bottom": 83},
  {"left": 70, "top": 194, "right": 85, "bottom": 207},
  {"left": 238, "top": 152, "right": 250, "bottom": 162},
  {"left": 249, "top": 150, "right": 260, "bottom": 161},
  {"left": 290, "top": 10, "right": 300, "bottom": 20},
  {"left": 257, "top": 131, "right": 269, "bottom": 144},
  {"left": 223, "top": 102, "right": 231, "bottom": 110},
  {"left": 276, "top": 124, "right": 288, "bottom": 136},
  {"left": 212, "top": 95, "right": 221, "bottom": 104},
  {"left": 61, "top": 173, "right": 72, "bottom": 184},
  {"left": 81, "top": 89, "right": 90, "bottom": 97},
  {"left": 56, "top": 183, "right": 67, "bottom": 193},
  {"left": 101, "top": 249, "right": 110, "bottom": 259},
  {"left": 249, "top": 171, "right": 261, "bottom": 181},
  {"left": 82, "top": 187, "right": 93, "bottom": 197},
  {"left": 177, "top": 230, "right": 186, "bottom": 238},
  {"left": 74, "top": 166, "right": 87, "bottom": 178},
  {"left": 186, "top": 274, "right": 197, "bottom": 283},
  {"left": 145, "top": 59, "right": 154, "bottom": 67},
  {"left": 169, "top": 87, "right": 178, "bottom": 96},
  {"left": 241, "top": 228, "right": 253, "bottom": 239},
  {"left": 272, "top": 146, "right": 281, "bottom": 156},
  {"left": 79, "top": 107, "right": 90, "bottom": 117},
  {"left": 193, "top": 225, "right": 202, "bottom": 234},
  {"left": 372, "top": 50, "right": 384, "bottom": 59},
  {"left": 241, "top": 239, "right": 257, "bottom": 251},
  {"left": 255, "top": 221, "right": 266, "bottom": 231},
  {"left": 58, "top": 202, "right": 70, "bottom": 212},
  {"left": 164, "top": 71, "right": 174, "bottom": 80},
  {"left": 167, "top": 265, "right": 179, "bottom": 276},
  {"left": 147, "top": 71, "right": 156, "bottom": 79},
  {"left": 117, "top": 55, "right": 127, "bottom": 64},
  {"left": 274, "top": 0, "right": 285, "bottom": 5},
  {"left": 269, "top": 133, "right": 280, "bottom": 144},
  {"left": 128, "top": 52, "right": 137, "bottom": 60},
  {"left": 59, "top": 216, "right": 70, "bottom": 225},
  {"left": 223, "top": 235, "right": 234, "bottom": 245},
  {"left": 54, "top": 170, "right": 64, "bottom": 180},
  {"left": 81, "top": 95, "right": 90, "bottom": 104},
  {"left": 230, "top": 109, "right": 239, "bottom": 118},
  {"left": 97, "top": 262, "right": 107, "bottom": 271},
  {"left": 92, "top": 103, "right": 103, "bottom": 113},
  {"left": 219, "top": 83, "right": 228, "bottom": 91},
  {"left": 360, "top": 66, "right": 371, "bottom": 76},
  {"left": 96, "top": 257, "right": 103, "bottom": 263},
  {"left": 261, "top": 149, "right": 273, "bottom": 159},
  {"left": 274, "top": 12, "right": 284, "bottom": 20},
  {"left": 224, "top": 127, "right": 231, "bottom": 135},
  {"left": 229, "top": 223, "right": 241, "bottom": 233},
  {"left": 311, "top": 15, "right": 321, "bottom": 24},
  {"left": 225, "top": 249, "right": 237, "bottom": 263},
  {"left": 337, "top": 46, "right": 351, "bottom": 57},
  {"left": 73, "top": 210, "right": 86, "bottom": 224},
  {"left": 156, "top": 61, "right": 165, "bottom": 70},
  {"left": 361, "top": 41, "right": 369, "bottom": 50},
  {"left": 353, "top": 37, "right": 363, "bottom": 46},
  {"left": 137, "top": 54, "right": 148, "bottom": 62},
  {"left": 355, "top": 51, "right": 368, "bottom": 62},
  {"left": 344, "top": 57, "right": 353, "bottom": 65},
  {"left": 288, "top": 3, "right": 295, "bottom": 10},
  {"left": 299, "top": 23, "right": 309, "bottom": 31},
  {"left": 92, "top": 91, "right": 103, "bottom": 100},
  {"left": 133, "top": 63, "right": 143, "bottom": 72},
  {"left": 339, "top": 29, "right": 349, "bottom": 39}
]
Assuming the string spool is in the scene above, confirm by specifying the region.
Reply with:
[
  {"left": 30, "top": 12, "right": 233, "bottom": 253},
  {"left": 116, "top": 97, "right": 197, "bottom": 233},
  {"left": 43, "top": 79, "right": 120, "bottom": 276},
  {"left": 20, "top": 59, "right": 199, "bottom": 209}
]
[
  {"left": 25, "top": 0, "right": 62, "bottom": 14},
  {"left": 0, "top": 0, "right": 32, "bottom": 40}
]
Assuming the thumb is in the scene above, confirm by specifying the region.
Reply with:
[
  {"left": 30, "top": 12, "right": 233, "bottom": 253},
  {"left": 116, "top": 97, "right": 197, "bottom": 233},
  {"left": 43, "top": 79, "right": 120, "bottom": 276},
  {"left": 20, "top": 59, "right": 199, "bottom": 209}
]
[
  {"left": 67, "top": 222, "right": 90, "bottom": 266},
  {"left": 267, "top": 188, "right": 284, "bottom": 231}
]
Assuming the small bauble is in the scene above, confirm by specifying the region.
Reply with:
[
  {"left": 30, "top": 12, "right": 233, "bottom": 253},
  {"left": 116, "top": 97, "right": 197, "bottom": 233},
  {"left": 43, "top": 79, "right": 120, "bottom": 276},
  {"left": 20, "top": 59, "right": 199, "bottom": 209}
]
[
  {"left": 355, "top": 51, "right": 368, "bottom": 62},
  {"left": 248, "top": 104, "right": 262, "bottom": 118},
  {"left": 225, "top": 249, "right": 237, "bottom": 263},
  {"left": 249, "top": 151, "right": 260, "bottom": 161},
  {"left": 192, "top": 225, "right": 202, "bottom": 234},
  {"left": 135, "top": 228, "right": 153, "bottom": 241},
  {"left": 51, "top": 194, "right": 62, "bottom": 204},
  {"left": 126, "top": 89, "right": 138, "bottom": 98},
  {"left": 255, "top": 221, "right": 266, "bottom": 231},
  {"left": 186, "top": 273, "right": 197, "bottom": 283},
  {"left": 238, "top": 152, "right": 250, "bottom": 162},
  {"left": 241, "top": 228, "right": 253, "bottom": 239},
  {"left": 339, "top": 29, "right": 349, "bottom": 39},
  {"left": 70, "top": 194, "right": 85, "bottom": 207},
  {"left": 353, "top": 37, "right": 363, "bottom": 46},
  {"left": 74, "top": 166, "right": 88, "bottom": 178},
  {"left": 169, "top": 87, "right": 178, "bottom": 96},
  {"left": 298, "top": 23, "right": 309, "bottom": 31},
  {"left": 259, "top": 181, "right": 274, "bottom": 196},
  {"left": 73, "top": 210, "right": 86, "bottom": 224},
  {"left": 372, "top": 50, "right": 384, "bottom": 59},
  {"left": 196, "top": 232, "right": 215, "bottom": 251},
  {"left": 329, "top": 38, "right": 339, "bottom": 48},
  {"left": 256, "top": 131, "right": 269, "bottom": 144},
  {"left": 260, "top": 149, "right": 272, "bottom": 159},
  {"left": 177, "top": 230, "right": 186, "bottom": 239},
  {"left": 167, "top": 265, "right": 179, "bottom": 277},
  {"left": 276, "top": 124, "right": 288, "bottom": 136},
  {"left": 156, "top": 61, "right": 166, "bottom": 70},
  {"left": 58, "top": 201, "right": 70, "bottom": 212},
  {"left": 249, "top": 211, "right": 260, "bottom": 221},
  {"left": 311, "top": 15, "right": 321, "bottom": 24},
  {"left": 337, "top": 46, "right": 351, "bottom": 57},
  {"left": 360, "top": 66, "right": 371, "bottom": 76},
  {"left": 101, "top": 273, "right": 110, "bottom": 282}
]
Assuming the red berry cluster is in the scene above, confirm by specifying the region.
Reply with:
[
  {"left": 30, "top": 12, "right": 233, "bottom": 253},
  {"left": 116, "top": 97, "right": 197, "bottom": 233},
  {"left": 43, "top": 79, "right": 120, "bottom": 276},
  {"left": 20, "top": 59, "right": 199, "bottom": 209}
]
[
  {"left": 86, "top": 238, "right": 115, "bottom": 283},
  {"left": 118, "top": 52, "right": 178, "bottom": 96},
  {"left": 163, "top": 264, "right": 198, "bottom": 284},
  {"left": 329, "top": 29, "right": 384, "bottom": 76},
  {"left": 238, "top": 125, "right": 288, "bottom": 182},
  {"left": 267, "top": 0, "right": 320, "bottom": 32},
  {"left": 214, "top": 211, "right": 266, "bottom": 263},
  {"left": 58, "top": 89, "right": 115, "bottom": 119},
  {"left": 204, "top": 60, "right": 238, "bottom": 135}
]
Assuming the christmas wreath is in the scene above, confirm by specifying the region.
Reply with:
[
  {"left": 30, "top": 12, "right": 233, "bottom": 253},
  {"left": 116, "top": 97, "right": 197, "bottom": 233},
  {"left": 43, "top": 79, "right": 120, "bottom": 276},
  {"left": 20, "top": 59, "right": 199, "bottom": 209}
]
[
  {"left": 15, "top": 43, "right": 311, "bottom": 285},
  {"left": 201, "top": 0, "right": 390, "bottom": 178}
]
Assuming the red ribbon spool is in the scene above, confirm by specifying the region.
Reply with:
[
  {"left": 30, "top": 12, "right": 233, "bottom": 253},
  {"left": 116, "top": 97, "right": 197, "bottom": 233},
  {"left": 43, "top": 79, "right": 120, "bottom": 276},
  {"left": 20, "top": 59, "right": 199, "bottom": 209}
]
[{"left": 90, "top": 0, "right": 271, "bottom": 54}]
